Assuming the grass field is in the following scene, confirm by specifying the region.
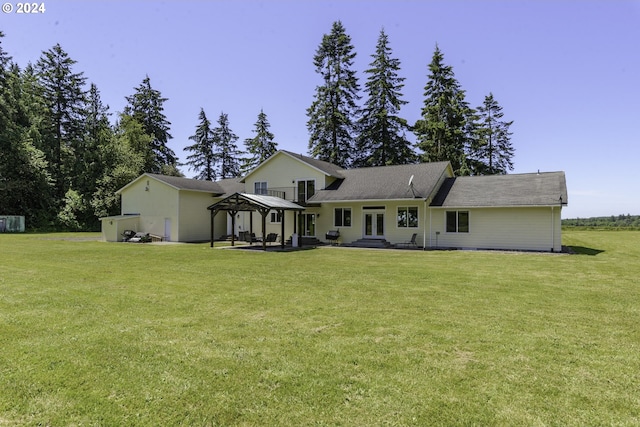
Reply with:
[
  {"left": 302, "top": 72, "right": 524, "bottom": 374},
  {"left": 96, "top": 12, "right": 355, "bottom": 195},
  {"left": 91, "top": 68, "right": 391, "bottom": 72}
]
[{"left": 1, "top": 230, "right": 639, "bottom": 426}]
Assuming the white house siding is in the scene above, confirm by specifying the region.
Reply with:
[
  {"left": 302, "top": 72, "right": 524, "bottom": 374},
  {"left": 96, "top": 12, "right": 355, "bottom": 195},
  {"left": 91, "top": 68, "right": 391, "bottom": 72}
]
[
  {"left": 120, "top": 177, "right": 179, "bottom": 240},
  {"left": 429, "top": 206, "right": 562, "bottom": 252},
  {"left": 178, "top": 191, "right": 218, "bottom": 242},
  {"left": 316, "top": 201, "right": 426, "bottom": 246},
  {"left": 245, "top": 152, "right": 335, "bottom": 201},
  {"left": 100, "top": 215, "right": 140, "bottom": 242}
]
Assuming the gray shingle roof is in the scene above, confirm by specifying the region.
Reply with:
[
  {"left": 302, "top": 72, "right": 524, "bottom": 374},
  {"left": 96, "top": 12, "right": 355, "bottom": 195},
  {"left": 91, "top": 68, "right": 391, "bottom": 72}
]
[
  {"left": 145, "top": 173, "right": 226, "bottom": 193},
  {"left": 216, "top": 178, "right": 246, "bottom": 196},
  {"left": 309, "top": 162, "right": 452, "bottom": 202},
  {"left": 121, "top": 173, "right": 244, "bottom": 196},
  {"left": 430, "top": 172, "right": 568, "bottom": 207},
  {"left": 279, "top": 150, "right": 345, "bottom": 178}
]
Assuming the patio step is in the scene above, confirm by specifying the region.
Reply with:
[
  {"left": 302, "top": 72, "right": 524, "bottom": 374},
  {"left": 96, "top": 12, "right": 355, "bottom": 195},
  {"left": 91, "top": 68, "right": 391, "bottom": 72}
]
[
  {"left": 285, "top": 236, "right": 322, "bottom": 246},
  {"left": 345, "top": 238, "right": 395, "bottom": 249}
]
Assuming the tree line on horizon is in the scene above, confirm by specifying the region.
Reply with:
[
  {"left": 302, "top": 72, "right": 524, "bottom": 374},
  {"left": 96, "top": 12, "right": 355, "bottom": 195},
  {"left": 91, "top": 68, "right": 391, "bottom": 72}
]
[
  {"left": 562, "top": 214, "right": 640, "bottom": 229},
  {"left": 0, "top": 23, "right": 514, "bottom": 231}
]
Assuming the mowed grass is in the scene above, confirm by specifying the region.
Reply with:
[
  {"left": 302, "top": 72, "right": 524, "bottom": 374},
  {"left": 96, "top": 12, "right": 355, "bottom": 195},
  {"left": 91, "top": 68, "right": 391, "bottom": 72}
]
[{"left": 1, "top": 230, "right": 639, "bottom": 426}]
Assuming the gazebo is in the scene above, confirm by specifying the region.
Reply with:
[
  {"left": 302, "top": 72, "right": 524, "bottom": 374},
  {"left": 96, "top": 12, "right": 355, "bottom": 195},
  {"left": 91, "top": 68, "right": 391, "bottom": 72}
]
[{"left": 207, "top": 192, "right": 305, "bottom": 250}]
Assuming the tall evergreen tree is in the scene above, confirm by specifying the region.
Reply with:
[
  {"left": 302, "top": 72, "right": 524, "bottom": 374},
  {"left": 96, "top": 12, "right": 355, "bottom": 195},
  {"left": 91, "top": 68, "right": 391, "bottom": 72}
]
[
  {"left": 213, "top": 112, "right": 241, "bottom": 179},
  {"left": 124, "top": 75, "right": 176, "bottom": 173},
  {"left": 470, "top": 93, "right": 515, "bottom": 175},
  {"left": 0, "top": 33, "right": 53, "bottom": 227},
  {"left": 355, "top": 28, "right": 414, "bottom": 167},
  {"left": 414, "top": 45, "right": 472, "bottom": 175},
  {"left": 91, "top": 114, "right": 146, "bottom": 218},
  {"left": 57, "top": 83, "right": 113, "bottom": 230},
  {"left": 184, "top": 108, "right": 217, "bottom": 181},
  {"left": 35, "top": 43, "right": 87, "bottom": 197},
  {"left": 72, "top": 83, "right": 114, "bottom": 227},
  {"left": 242, "top": 109, "right": 277, "bottom": 174},
  {"left": 307, "top": 21, "right": 360, "bottom": 168}
]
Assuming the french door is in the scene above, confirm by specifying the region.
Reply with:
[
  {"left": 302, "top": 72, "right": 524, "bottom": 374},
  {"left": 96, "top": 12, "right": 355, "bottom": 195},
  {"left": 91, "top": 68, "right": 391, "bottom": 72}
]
[
  {"left": 363, "top": 210, "right": 385, "bottom": 238},
  {"left": 299, "top": 213, "right": 316, "bottom": 237}
]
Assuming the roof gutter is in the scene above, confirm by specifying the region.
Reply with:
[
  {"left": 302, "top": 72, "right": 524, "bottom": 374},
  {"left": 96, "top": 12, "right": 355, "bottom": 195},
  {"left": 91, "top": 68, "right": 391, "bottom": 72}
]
[{"left": 430, "top": 203, "right": 567, "bottom": 209}]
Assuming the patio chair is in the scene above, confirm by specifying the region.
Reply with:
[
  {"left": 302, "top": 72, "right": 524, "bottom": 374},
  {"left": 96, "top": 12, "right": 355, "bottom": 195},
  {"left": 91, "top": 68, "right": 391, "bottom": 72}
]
[
  {"left": 399, "top": 233, "right": 418, "bottom": 248},
  {"left": 265, "top": 233, "right": 278, "bottom": 245}
]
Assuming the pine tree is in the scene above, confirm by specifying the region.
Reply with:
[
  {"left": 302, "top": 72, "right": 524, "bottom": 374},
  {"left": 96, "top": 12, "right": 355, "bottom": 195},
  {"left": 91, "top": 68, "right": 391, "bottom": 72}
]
[
  {"left": 0, "top": 33, "right": 54, "bottom": 227},
  {"left": 471, "top": 93, "right": 515, "bottom": 175},
  {"left": 35, "top": 43, "right": 87, "bottom": 198},
  {"left": 91, "top": 114, "right": 146, "bottom": 218},
  {"left": 307, "top": 21, "right": 360, "bottom": 168},
  {"left": 213, "top": 112, "right": 241, "bottom": 179},
  {"left": 355, "top": 29, "right": 414, "bottom": 167},
  {"left": 414, "top": 45, "right": 472, "bottom": 175},
  {"left": 242, "top": 109, "right": 277, "bottom": 174},
  {"left": 184, "top": 108, "right": 217, "bottom": 181},
  {"left": 124, "top": 75, "right": 176, "bottom": 173},
  {"left": 74, "top": 83, "right": 114, "bottom": 226}
]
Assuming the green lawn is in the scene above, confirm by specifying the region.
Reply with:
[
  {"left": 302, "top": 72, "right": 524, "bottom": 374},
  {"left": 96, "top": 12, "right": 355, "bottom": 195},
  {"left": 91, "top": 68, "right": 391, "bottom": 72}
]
[{"left": 1, "top": 230, "right": 639, "bottom": 426}]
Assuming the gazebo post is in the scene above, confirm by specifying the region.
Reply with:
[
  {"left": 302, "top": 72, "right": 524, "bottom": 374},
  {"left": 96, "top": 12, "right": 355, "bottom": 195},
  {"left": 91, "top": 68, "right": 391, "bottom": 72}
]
[
  {"left": 249, "top": 211, "right": 253, "bottom": 242},
  {"left": 260, "top": 209, "right": 269, "bottom": 251},
  {"left": 229, "top": 210, "right": 237, "bottom": 246},
  {"left": 280, "top": 209, "right": 285, "bottom": 249},
  {"left": 211, "top": 209, "right": 216, "bottom": 247}
]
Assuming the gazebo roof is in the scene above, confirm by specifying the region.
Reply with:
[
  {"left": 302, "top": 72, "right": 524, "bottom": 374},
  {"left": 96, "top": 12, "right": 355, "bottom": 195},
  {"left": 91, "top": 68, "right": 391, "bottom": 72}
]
[
  {"left": 207, "top": 192, "right": 305, "bottom": 212},
  {"left": 207, "top": 193, "right": 305, "bottom": 250}
]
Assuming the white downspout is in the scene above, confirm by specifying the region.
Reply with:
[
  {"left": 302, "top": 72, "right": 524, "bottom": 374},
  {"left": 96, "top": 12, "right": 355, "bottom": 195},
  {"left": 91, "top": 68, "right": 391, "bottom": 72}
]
[
  {"left": 551, "top": 206, "right": 554, "bottom": 252},
  {"left": 428, "top": 204, "right": 432, "bottom": 249},
  {"left": 423, "top": 200, "right": 428, "bottom": 250}
]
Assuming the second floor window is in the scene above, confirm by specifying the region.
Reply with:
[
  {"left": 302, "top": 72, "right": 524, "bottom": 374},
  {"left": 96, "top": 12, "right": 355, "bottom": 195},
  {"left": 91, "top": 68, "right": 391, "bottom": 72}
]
[
  {"left": 297, "top": 180, "right": 315, "bottom": 203},
  {"left": 254, "top": 181, "right": 267, "bottom": 195}
]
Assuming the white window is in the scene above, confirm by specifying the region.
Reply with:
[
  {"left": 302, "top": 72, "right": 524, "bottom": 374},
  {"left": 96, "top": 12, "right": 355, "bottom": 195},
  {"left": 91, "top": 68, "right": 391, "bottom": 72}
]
[
  {"left": 446, "top": 211, "right": 469, "bottom": 233},
  {"left": 254, "top": 181, "right": 267, "bottom": 195},
  {"left": 397, "top": 207, "right": 419, "bottom": 228},
  {"left": 334, "top": 208, "right": 352, "bottom": 227},
  {"left": 297, "top": 180, "right": 315, "bottom": 203},
  {"left": 270, "top": 211, "right": 282, "bottom": 223}
]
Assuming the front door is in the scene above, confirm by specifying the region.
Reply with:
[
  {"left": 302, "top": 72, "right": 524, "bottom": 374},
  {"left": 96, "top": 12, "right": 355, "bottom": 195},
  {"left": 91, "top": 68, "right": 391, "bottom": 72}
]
[{"left": 363, "top": 210, "right": 385, "bottom": 238}]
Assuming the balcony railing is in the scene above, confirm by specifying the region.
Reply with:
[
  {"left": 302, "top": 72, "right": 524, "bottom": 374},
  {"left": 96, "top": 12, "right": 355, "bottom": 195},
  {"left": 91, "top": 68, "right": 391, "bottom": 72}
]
[
  {"left": 251, "top": 186, "right": 318, "bottom": 205},
  {"left": 267, "top": 189, "right": 286, "bottom": 199}
]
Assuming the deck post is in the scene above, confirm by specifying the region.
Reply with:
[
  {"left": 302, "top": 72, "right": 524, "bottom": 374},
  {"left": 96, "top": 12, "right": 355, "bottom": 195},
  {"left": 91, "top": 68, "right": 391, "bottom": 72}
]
[
  {"left": 249, "top": 211, "right": 253, "bottom": 240},
  {"left": 210, "top": 209, "right": 215, "bottom": 248},
  {"left": 260, "top": 209, "right": 268, "bottom": 251},
  {"left": 280, "top": 209, "right": 285, "bottom": 249},
  {"left": 229, "top": 210, "right": 237, "bottom": 246}
]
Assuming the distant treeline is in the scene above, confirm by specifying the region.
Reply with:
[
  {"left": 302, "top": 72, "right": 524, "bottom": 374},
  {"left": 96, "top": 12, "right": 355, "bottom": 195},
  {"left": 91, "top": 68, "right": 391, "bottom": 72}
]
[{"left": 563, "top": 214, "right": 640, "bottom": 229}]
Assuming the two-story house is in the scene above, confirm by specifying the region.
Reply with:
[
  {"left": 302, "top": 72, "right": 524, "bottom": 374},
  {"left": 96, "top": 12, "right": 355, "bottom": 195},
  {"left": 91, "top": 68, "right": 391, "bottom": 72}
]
[{"left": 101, "top": 150, "right": 568, "bottom": 252}]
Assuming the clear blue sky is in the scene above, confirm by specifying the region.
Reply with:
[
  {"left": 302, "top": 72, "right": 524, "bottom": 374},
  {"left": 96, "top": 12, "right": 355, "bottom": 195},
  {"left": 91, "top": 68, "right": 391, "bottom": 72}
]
[{"left": 2, "top": 0, "right": 639, "bottom": 218}]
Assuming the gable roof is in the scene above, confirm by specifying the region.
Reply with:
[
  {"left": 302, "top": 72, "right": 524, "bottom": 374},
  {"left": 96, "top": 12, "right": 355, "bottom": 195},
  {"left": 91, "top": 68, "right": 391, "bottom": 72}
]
[
  {"left": 309, "top": 162, "right": 453, "bottom": 202},
  {"left": 241, "top": 150, "right": 345, "bottom": 182},
  {"left": 430, "top": 171, "right": 568, "bottom": 207},
  {"left": 279, "top": 150, "right": 345, "bottom": 178},
  {"left": 116, "top": 173, "right": 243, "bottom": 196}
]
